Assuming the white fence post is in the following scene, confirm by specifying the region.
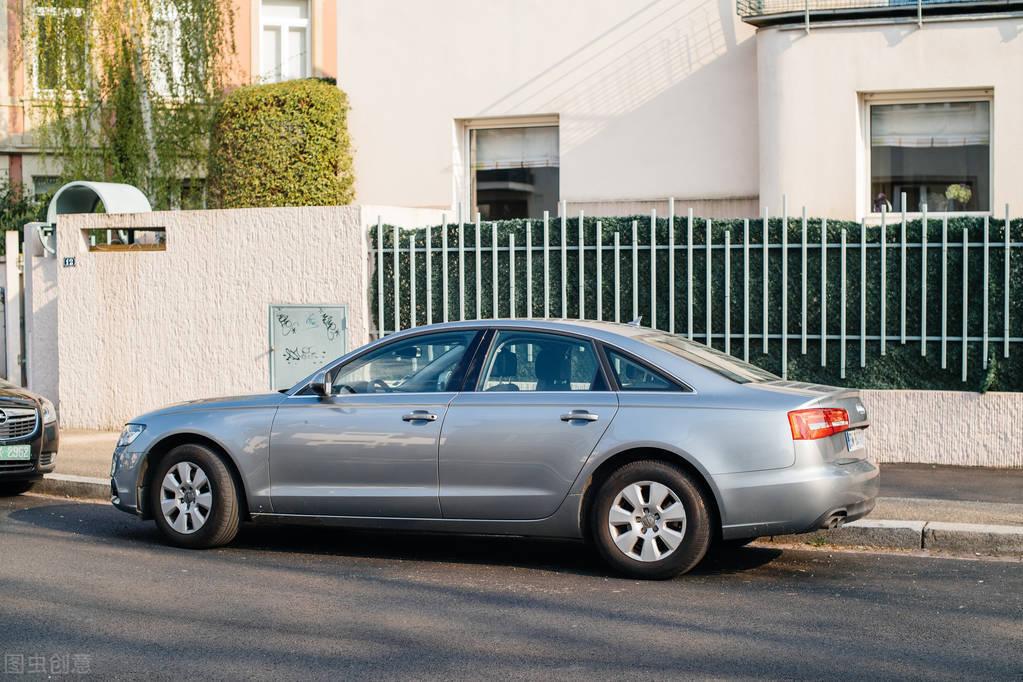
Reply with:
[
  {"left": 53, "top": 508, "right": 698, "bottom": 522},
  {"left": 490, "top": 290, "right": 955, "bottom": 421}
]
[{"left": 668, "top": 198, "right": 675, "bottom": 334}]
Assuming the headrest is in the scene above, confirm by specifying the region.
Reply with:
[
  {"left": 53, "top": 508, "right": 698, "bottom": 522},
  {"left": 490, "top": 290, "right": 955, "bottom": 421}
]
[
  {"left": 535, "top": 348, "right": 569, "bottom": 381},
  {"left": 492, "top": 348, "right": 518, "bottom": 377}
]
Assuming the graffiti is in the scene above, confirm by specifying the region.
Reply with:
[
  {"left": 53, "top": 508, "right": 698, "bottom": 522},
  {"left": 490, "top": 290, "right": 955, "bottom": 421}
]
[
  {"left": 276, "top": 313, "right": 297, "bottom": 336},
  {"left": 321, "top": 312, "right": 340, "bottom": 340},
  {"left": 282, "top": 346, "right": 328, "bottom": 365}
]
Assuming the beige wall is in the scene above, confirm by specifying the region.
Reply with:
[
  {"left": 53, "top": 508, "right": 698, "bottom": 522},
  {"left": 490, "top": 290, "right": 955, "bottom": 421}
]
[
  {"left": 757, "top": 18, "right": 1023, "bottom": 220},
  {"left": 56, "top": 206, "right": 371, "bottom": 429},
  {"left": 338, "top": 0, "right": 759, "bottom": 213},
  {"left": 862, "top": 390, "right": 1022, "bottom": 468}
]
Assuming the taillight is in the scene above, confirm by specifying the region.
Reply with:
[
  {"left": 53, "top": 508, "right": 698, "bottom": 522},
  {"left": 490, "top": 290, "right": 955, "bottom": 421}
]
[{"left": 788, "top": 408, "right": 851, "bottom": 440}]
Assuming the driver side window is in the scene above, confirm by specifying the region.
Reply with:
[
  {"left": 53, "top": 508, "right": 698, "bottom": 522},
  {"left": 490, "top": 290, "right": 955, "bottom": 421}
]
[{"left": 328, "top": 331, "right": 478, "bottom": 394}]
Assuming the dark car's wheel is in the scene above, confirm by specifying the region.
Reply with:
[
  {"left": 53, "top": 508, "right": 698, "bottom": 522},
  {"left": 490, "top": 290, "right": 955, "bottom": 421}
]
[
  {"left": 0, "top": 481, "right": 35, "bottom": 496},
  {"left": 591, "top": 460, "right": 712, "bottom": 580},
  {"left": 150, "top": 444, "right": 240, "bottom": 549}
]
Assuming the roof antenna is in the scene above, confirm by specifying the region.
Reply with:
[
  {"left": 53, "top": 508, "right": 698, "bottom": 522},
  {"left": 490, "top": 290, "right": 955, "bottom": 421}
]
[{"left": 627, "top": 316, "right": 642, "bottom": 326}]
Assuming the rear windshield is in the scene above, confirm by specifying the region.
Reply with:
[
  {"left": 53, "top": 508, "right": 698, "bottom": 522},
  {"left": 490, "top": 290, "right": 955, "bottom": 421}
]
[{"left": 638, "top": 333, "right": 779, "bottom": 384}]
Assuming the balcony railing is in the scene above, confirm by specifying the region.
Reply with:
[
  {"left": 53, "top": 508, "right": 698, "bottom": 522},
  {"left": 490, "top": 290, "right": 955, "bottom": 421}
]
[{"left": 737, "top": 0, "right": 1020, "bottom": 24}]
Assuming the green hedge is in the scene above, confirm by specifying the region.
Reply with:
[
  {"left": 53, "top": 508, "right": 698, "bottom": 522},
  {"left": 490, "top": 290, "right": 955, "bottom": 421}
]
[
  {"left": 208, "top": 78, "right": 354, "bottom": 208},
  {"left": 369, "top": 215, "right": 1023, "bottom": 392}
]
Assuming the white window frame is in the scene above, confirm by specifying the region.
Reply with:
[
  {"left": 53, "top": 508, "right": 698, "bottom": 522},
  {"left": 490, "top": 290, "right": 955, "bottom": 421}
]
[
  {"left": 31, "top": 4, "right": 88, "bottom": 97},
  {"left": 863, "top": 89, "right": 993, "bottom": 219},
  {"left": 258, "top": 0, "right": 311, "bottom": 83},
  {"left": 152, "top": 1, "right": 183, "bottom": 98},
  {"left": 458, "top": 115, "right": 560, "bottom": 218}
]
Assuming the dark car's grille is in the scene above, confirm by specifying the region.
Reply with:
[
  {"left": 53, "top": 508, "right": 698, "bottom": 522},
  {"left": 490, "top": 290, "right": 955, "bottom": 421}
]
[
  {"left": 0, "top": 407, "right": 38, "bottom": 440},
  {"left": 0, "top": 461, "right": 34, "bottom": 474}
]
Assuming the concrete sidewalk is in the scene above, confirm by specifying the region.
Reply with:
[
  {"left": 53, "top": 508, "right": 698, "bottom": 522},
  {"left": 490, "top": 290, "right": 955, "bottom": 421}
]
[{"left": 32, "top": 431, "right": 1023, "bottom": 558}]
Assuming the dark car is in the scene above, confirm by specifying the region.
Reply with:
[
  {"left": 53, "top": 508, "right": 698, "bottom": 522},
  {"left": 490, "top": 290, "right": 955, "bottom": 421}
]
[{"left": 0, "top": 379, "right": 59, "bottom": 495}]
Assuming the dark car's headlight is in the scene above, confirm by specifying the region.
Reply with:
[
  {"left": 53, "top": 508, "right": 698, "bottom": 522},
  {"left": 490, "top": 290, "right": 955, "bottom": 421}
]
[
  {"left": 117, "top": 424, "right": 146, "bottom": 448},
  {"left": 40, "top": 398, "right": 57, "bottom": 425}
]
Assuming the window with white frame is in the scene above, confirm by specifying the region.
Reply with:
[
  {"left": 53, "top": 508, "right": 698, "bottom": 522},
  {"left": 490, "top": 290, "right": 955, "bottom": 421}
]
[
  {"left": 33, "top": 3, "right": 88, "bottom": 93},
  {"left": 152, "top": 1, "right": 183, "bottom": 97},
  {"left": 469, "top": 123, "right": 559, "bottom": 220},
  {"left": 260, "top": 0, "right": 310, "bottom": 83},
  {"left": 869, "top": 99, "right": 990, "bottom": 213}
]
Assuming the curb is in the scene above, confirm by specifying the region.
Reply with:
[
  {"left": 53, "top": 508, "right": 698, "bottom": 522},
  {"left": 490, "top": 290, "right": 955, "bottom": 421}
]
[
  {"left": 35, "top": 473, "right": 109, "bottom": 501},
  {"left": 767, "top": 518, "right": 1023, "bottom": 557}
]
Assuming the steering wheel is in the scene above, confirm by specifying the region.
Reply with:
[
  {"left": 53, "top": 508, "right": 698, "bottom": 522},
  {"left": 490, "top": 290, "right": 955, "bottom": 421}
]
[
  {"left": 370, "top": 378, "right": 393, "bottom": 393},
  {"left": 333, "top": 383, "right": 357, "bottom": 395}
]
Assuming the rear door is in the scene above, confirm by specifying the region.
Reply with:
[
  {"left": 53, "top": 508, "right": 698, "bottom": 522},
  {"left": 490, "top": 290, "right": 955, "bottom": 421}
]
[{"left": 438, "top": 330, "right": 618, "bottom": 520}]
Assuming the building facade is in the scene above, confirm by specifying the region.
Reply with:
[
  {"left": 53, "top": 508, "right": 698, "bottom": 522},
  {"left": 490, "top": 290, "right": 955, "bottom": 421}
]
[
  {"left": 0, "top": 1, "right": 1019, "bottom": 221},
  {"left": 0, "top": 0, "right": 338, "bottom": 200},
  {"left": 339, "top": 0, "right": 1021, "bottom": 220}
]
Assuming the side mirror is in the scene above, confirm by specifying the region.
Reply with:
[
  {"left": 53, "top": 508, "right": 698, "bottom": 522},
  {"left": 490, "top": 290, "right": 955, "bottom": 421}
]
[{"left": 309, "top": 370, "right": 332, "bottom": 398}]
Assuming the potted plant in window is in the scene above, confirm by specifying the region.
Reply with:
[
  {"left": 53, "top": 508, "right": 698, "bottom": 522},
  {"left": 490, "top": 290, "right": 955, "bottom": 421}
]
[{"left": 945, "top": 183, "right": 972, "bottom": 211}]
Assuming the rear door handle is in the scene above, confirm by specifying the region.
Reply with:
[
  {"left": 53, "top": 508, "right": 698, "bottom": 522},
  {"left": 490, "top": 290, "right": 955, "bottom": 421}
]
[
  {"left": 402, "top": 411, "right": 438, "bottom": 422},
  {"left": 561, "top": 410, "right": 599, "bottom": 422}
]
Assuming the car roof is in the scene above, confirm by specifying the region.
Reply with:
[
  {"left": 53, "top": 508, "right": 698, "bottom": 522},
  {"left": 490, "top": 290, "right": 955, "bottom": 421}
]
[{"left": 387, "top": 318, "right": 655, "bottom": 344}]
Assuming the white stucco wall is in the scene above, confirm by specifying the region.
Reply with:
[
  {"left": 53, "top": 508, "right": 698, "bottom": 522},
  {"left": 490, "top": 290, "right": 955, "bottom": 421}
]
[
  {"left": 56, "top": 206, "right": 371, "bottom": 429},
  {"left": 757, "top": 18, "right": 1023, "bottom": 219},
  {"left": 862, "top": 390, "right": 1022, "bottom": 468},
  {"left": 338, "top": 0, "right": 759, "bottom": 212}
]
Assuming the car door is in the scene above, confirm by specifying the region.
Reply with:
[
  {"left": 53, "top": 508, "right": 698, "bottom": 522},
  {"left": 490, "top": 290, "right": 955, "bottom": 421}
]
[
  {"left": 438, "top": 329, "right": 619, "bottom": 520},
  {"left": 270, "top": 329, "right": 483, "bottom": 517}
]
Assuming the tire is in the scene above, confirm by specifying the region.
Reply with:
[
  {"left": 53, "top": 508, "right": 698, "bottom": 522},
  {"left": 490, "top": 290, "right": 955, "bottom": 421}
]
[
  {"left": 150, "top": 443, "right": 240, "bottom": 549},
  {"left": 0, "top": 481, "right": 35, "bottom": 496},
  {"left": 591, "top": 460, "right": 713, "bottom": 580}
]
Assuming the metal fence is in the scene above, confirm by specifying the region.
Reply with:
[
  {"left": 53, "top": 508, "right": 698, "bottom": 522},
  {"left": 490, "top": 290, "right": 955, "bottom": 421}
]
[{"left": 369, "top": 196, "right": 1021, "bottom": 383}]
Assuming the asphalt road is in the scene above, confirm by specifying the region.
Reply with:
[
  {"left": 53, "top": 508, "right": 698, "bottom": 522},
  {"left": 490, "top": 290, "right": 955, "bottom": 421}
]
[
  {"left": 2, "top": 495, "right": 1020, "bottom": 680},
  {"left": 879, "top": 463, "right": 1023, "bottom": 504}
]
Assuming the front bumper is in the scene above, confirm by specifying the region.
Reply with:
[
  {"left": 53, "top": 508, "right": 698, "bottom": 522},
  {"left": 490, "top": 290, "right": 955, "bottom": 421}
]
[
  {"left": 110, "top": 446, "right": 147, "bottom": 516},
  {"left": 0, "top": 418, "right": 59, "bottom": 482},
  {"left": 716, "top": 457, "right": 880, "bottom": 540}
]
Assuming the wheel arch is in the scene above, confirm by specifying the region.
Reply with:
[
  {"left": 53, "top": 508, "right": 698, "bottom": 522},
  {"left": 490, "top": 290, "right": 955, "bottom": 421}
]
[
  {"left": 138, "top": 433, "right": 250, "bottom": 521},
  {"left": 578, "top": 447, "right": 723, "bottom": 544}
]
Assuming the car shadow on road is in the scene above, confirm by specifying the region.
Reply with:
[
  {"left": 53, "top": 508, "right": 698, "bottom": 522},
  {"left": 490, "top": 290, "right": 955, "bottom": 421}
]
[{"left": 9, "top": 496, "right": 783, "bottom": 579}]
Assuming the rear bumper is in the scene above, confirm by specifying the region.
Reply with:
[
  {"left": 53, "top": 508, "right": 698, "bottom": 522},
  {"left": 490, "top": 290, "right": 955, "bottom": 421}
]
[{"left": 716, "top": 458, "right": 880, "bottom": 540}]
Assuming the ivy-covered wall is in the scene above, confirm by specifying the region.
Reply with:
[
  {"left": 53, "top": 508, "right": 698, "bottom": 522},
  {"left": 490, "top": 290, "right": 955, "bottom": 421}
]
[{"left": 370, "top": 215, "right": 1023, "bottom": 391}]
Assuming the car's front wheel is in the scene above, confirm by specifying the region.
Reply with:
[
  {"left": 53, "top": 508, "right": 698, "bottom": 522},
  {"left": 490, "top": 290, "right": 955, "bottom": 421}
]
[
  {"left": 150, "top": 444, "right": 240, "bottom": 549},
  {"left": 591, "top": 460, "right": 712, "bottom": 580}
]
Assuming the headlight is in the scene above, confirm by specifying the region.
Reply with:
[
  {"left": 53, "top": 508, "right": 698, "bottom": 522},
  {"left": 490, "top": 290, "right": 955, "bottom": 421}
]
[
  {"left": 40, "top": 398, "right": 57, "bottom": 425},
  {"left": 117, "top": 424, "right": 146, "bottom": 448}
]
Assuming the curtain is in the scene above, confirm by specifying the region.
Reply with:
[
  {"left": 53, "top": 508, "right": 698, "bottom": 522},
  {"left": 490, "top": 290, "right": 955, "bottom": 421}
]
[{"left": 871, "top": 101, "right": 989, "bottom": 148}]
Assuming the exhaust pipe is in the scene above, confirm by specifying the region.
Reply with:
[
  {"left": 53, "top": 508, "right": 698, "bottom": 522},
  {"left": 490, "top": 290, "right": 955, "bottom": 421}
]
[{"left": 822, "top": 512, "right": 847, "bottom": 529}]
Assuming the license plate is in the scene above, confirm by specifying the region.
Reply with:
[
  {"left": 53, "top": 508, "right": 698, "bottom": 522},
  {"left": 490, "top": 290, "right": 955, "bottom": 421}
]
[
  {"left": 845, "top": 429, "right": 865, "bottom": 452},
  {"left": 0, "top": 445, "right": 31, "bottom": 461}
]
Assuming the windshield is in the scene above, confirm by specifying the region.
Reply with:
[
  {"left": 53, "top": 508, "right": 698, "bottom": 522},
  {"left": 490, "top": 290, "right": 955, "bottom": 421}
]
[{"left": 637, "top": 333, "right": 779, "bottom": 384}]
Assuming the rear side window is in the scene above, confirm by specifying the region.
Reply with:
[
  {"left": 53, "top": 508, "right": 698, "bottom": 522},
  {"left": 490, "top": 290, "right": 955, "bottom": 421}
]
[
  {"left": 639, "top": 333, "right": 779, "bottom": 384},
  {"left": 478, "top": 331, "right": 607, "bottom": 392},
  {"left": 604, "top": 348, "right": 681, "bottom": 392}
]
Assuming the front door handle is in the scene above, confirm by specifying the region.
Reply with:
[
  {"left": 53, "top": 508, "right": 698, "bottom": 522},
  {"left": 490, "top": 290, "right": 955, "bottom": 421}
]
[
  {"left": 402, "top": 411, "right": 438, "bottom": 422},
  {"left": 561, "top": 410, "right": 599, "bottom": 422}
]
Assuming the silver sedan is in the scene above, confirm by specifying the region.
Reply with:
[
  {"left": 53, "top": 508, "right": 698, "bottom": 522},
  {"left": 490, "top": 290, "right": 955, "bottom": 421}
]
[{"left": 110, "top": 320, "right": 878, "bottom": 579}]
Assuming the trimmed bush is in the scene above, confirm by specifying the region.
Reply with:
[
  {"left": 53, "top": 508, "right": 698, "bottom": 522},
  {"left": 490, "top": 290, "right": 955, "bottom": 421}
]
[
  {"left": 208, "top": 78, "right": 354, "bottom": 208},
  {"left": 369, "top": 215, "right": 1023, "bottom": 392}
]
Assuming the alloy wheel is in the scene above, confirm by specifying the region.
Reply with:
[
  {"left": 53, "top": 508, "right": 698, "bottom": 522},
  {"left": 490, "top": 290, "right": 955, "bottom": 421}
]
[
  {"left": 160, "top": 461, "right": 213, "bottom": 534},
  {"left": 607, "top": 480, "right": 687, "bottom": 562}
]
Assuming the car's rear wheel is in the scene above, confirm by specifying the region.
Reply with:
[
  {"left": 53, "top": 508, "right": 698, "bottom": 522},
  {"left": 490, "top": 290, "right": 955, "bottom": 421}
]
[
  {"left": 150, "top": 444, "right": 240, "bottom": 549},
  {"left": 591, "top": 460, "right": 712, "bottom": 580},
  {"left": 0, "top": 481, "right": 35, "bottom": 496}
]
